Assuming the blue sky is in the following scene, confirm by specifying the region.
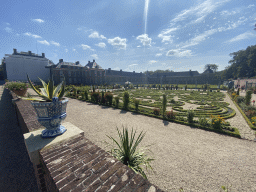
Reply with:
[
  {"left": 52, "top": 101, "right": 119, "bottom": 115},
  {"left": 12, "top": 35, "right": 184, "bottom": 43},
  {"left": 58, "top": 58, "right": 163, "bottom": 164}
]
[{"left": 1, "top": 0, "right": 256, "bottom": 73}]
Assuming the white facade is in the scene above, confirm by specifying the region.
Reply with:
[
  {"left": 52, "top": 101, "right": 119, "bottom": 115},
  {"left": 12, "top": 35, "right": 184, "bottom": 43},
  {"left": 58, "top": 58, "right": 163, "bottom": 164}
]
[{"left": 4, "top": 54, "right": 50, "bottom": 83}]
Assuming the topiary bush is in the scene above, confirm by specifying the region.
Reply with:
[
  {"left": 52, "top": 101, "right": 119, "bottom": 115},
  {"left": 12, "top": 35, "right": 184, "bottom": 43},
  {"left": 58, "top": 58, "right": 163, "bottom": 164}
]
[
  {"left": 162, "top": 94, "right": 167, "bottom": 118},
  {"left": 123, "top": 91, "right": 130, "bottom": 110},
  {"left": 245, "top": 90, "right": 252, "bottom": 105},
  {"left": 134, "top": 99, "right": 140, "bottom": 112},
  {"left": 101, "top": 91, "right": 106, "bottom": 104},
  {"left": 105, "top": 92, "right": 113, "bottom": 106},
  {"left": 236, "top": 96, "right": 244, "bottom": 104},
  {"left": 187, "top": 110, "right": 194, "bottom": 123},
  {"left": 115, "top": 96, "right": 120, "bottom": 108},
  {"left": 91, "top": 92, "right": 100, "bottom": 103}
]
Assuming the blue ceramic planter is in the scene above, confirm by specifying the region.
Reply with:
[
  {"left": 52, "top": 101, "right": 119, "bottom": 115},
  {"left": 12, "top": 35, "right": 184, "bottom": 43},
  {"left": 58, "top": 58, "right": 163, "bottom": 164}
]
[{"left": 31, "top": 97, "right": 69, "bottom": 138}]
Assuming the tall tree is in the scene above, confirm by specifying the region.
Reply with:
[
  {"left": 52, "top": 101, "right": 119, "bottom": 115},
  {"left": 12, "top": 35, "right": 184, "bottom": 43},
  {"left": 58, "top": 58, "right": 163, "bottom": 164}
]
[{"left": 204, "top": 64, "right": 218, "bottom": 73}]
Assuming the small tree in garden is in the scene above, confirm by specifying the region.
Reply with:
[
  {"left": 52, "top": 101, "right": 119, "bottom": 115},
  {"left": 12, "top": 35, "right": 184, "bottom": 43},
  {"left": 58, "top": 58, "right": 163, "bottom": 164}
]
[
  {"left": 166, "top": 110, "right": 176, "bottom": 120},
  {"left": 123, "top": 91, "right": 130, "bottom": 110},
  {"left": 91, "top": 92, "right": 100, "bottom": 103},
  {"left": 245, "top": 90, "right": 252, "bottom": 105},
  {"left": 115, "top": 96, "right": 120, "bottom": 108},
  {"left": 105, "top": 92, "right": 113, "bottom": 106},
  {"left": 84, "top": 90, "right": 88, "bottom": 100},
  {"left": 93, "top": 86, "right": 95, "bottom": 92},
  {"left": 185, "top": 85, "right": 187, "bottom": 91},
  {"left": 176, "top": 85, "right": 178, "bottom": 90},
  {"left": 187, "top": 110, "right": 194, "bottom": 123},
  {"left": 236, "top": 88, "right": 240, "bottom": 96},
  {"left": 101, "top": 91, "right": 105, "bottom": 104},
  {"left": 162, "top": 94, "right": 167, "bottom": 118},
  {"left": 134, "top": 99, "right": 140, "bottom": 112},
  {"left": 153, "top": 108, "right": 160, "bottom": 115},
  {"left": 158, "top": 84, "right": 161, "bottom": 90}
]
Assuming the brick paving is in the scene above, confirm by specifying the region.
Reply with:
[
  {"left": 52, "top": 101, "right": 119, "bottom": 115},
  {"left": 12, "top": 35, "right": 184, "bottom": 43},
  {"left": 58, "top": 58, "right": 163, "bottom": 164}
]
[{"left": 0, "top": 85, "right": 39, "bottom": 191}]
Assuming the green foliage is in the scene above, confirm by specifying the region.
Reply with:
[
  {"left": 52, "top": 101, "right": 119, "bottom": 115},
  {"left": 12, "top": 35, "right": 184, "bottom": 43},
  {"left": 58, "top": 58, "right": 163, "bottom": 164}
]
[
  {"left": 236, "top": 96, "right": 244, "bottom": 104},
  {"left": 91, "top": 92, "right": 100, "bottom": 103},
  {"left": 199, "top": 117, "right": 209, "bottom": 126},
  {"left": 153, "top": 108, "right": 160, "bottom": 115},
  {"left": 101, "top": 91, "right": 105, "bottom": 104},
  {"left": 105, "top": 92, "right": 113, "bottom": 105},
  {"left": 84, "top": 90, "right": 88, "bottom": 100},
  {"left": 106, "top": 127, "right": 154, "bottom": 179},
  {"left": 93, "top": 86, "right": 95, "bottom": 92},
  {"left": 19, "top": 75, "right": 66, "bottom": 101},
  {"left": 187, "top": 110, "right": 194, "bottom": 123},
  {"left": 245, "top": 90, "right": 252, "bottom": 105},
  {"left": 236, "top": 88, "right": 240, "bottom": 96},
  {"left": 134, "top": 99, "right": 140, "bottom": 112},
  {"left": 123, "top": 91, "right": 130, "bottom": 109},
  {"left": 170, "top": 99, "right": 176, "bottom": 104},
  {"left": 211, "top": 115, "right": 225, "bottom": 130},
  {"left": 115, "top": 96, "right": 120, "bottom": 108},
  {"left": 4, "top": 81, "right": 28, "bottom": 91}
]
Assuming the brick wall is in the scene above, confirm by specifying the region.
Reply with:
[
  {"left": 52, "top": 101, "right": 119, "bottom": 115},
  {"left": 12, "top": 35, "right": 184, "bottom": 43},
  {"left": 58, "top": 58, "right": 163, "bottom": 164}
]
[{"left": 10, "top": 90, "right": 164, "bottom": 192}]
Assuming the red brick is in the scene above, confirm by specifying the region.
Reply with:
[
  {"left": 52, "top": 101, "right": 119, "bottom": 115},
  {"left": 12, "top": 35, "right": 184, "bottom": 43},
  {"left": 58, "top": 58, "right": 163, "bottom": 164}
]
[
  {"left": 56, "top": 173, "right": 76, "bottom": 189},
  {"left": 100, "top": 161, "right": 123, "bottom": 181},
  {"left": 83, "top": 179, "right": 102, "bottom": 192}
]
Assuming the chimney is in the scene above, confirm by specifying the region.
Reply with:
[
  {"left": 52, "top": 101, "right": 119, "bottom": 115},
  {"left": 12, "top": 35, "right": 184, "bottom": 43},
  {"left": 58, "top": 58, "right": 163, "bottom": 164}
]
[
  {"left": 120, "top": 69, "right": 122, "bottom": 72},
  {"left": 75, "top": 61, "right": 79, "bottom": 65},
  {"left": 42, "top": 53, "right": 45, "bottom": 58},
  {"left": 133, "top": 71, "right": 135, "bottom": 73},
  {"left": 13, "top": 49, "right": 17, "bottom": 54},
  {"left": 88, "top": 61, "right": 90, "bottom": 64},
  {"left": 108, "top": 68, "right": 111, "bottom": 71},
  {"left": 28, "top": 51, "right": 32, "bottom": 55},
  {"left": 93, "top": 59, "right": 95, "bottom": 62},
  {"left": 59, "top": 59, "right": 63, "bottom": 63}
]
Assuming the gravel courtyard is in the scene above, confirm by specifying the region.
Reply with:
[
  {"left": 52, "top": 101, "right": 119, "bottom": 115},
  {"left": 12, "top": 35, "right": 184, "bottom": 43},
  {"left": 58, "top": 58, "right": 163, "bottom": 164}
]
[{"left": 65, "top": 98, "right": 256, "bottom": 192}]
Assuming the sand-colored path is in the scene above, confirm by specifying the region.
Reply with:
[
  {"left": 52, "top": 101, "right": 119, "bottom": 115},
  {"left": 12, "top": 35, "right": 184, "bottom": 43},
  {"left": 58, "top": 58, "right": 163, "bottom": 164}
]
[{"left": 65, "top": 98, "right": 256, "bottom": 191}]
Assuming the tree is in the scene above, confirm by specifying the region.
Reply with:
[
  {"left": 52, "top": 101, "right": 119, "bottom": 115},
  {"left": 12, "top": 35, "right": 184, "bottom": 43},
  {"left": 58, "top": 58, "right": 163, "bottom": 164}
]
[
  {"left": 162, "top": 94, "right": 167, "bottom": 118},
  {"left": 204, "top": 64, "right": 218, "bottom": 73}
]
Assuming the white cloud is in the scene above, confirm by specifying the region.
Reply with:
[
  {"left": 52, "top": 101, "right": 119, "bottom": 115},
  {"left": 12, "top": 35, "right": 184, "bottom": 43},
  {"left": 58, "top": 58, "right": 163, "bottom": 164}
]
[
  {"left": 108, "top": 37, "right": 127, "bottom": 50},
  {"left": 220, "top": 10, "right": 239, "bottom": 16},
  {"left": 65, "top": 49, "right": 68, "bottom": 53},
  {"left": 166, "top": 49, "right": 192, "bottom": 57},
  {"left": 6, "top": 22, "right": 10, "bottom": 25},
  {"left": 38, "top": 40, "right": 50, "bottom": 45},
  {"left": 137, "top": 45, "right": 141, "bottom": 48},
  {"left": 32, "top": 19, "right": 44, "bottom": 23},
  {"left": 91, "top": 54, "right": 98, "bottom": 59},
  {"left": 73, "top": 49, "right": 76, "bottom": 51},
  {"left": 89, "top": 31, "right": 106, "bottom": 39},
  {"left": 228, "top": 31, "right": 256, "bottom": 43},
  {"left": 161, "top": 27, "right": 179, "bottom": 35},
  {"left": 95, "top": 42, "right": 106, "bottom": 48},
  {"left": 248, "top": 4, "right": 255, "bottom": 8},
  {"left": 51, "top": 41, "right": 60, "bottom": 46},
  {"left": 24, "top": 32, "right": 42, "bottom": 39},
  {"left": 158, "top": 34, "right": 174, "bottom": 43},
  {"left": 81, "top": 44, "right": 94, "bottom": 51},
  {"left": 170, "top": 0, "right": 230, "bottom": 25},
  {"left": 156, "top": 53, "right": 162, "bottom": 57},
  {"left": 129, "top": 64, "right": 138, "bottom": 67},
  {"left": 4, "top": 27, "right": 12, "bottom": 33},
  {"left": 136, "top": 34, "right": 152, "bottom": 46}
]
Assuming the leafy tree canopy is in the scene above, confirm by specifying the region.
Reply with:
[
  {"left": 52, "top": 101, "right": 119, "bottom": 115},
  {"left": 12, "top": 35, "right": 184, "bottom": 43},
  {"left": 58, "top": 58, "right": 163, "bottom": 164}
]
[{"left": 204, "top": 64, "right": 218, "bottom": 73}]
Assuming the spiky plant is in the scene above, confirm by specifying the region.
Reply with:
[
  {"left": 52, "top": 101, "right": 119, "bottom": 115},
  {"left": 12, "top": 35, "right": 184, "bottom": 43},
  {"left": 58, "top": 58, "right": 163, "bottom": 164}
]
[
  {"left": 106, "top": 127, "right": 154, "bottom": 179},
  {"left": 19, "top": 74, "right": 66, "bottom": 102}
]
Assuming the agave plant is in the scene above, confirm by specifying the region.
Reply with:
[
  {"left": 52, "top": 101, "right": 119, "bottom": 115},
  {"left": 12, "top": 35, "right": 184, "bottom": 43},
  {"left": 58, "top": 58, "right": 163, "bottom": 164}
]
[
  {"left": 106, "top": 126, "right": 154, "bottom": 179},
  {"left": 19, "top": 74, "right": 66, "bottom": 102}
]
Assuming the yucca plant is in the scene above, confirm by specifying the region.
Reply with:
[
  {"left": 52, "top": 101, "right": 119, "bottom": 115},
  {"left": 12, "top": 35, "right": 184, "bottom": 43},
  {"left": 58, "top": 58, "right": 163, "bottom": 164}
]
[
  {"left": 106, "top": 127, "right": 154, "bottom": 179},
  {"left": 19, "top": 74, "right": 65, "bottom": 102}
]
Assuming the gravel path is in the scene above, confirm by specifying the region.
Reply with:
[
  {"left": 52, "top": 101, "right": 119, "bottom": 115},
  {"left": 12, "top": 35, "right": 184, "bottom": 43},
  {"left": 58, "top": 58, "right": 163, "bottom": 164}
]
[
  {"left": 65, "top": 98, "right": 256, "bottom": 192},
  {"left": 223, "top": 91, "right": 256, "bottom": 140}
]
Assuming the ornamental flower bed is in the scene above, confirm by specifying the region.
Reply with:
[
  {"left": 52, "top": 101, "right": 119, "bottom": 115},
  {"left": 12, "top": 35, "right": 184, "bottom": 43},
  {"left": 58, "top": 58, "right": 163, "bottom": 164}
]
[{"left": 4, "top": 81, "right": 29, "bottom": 96}]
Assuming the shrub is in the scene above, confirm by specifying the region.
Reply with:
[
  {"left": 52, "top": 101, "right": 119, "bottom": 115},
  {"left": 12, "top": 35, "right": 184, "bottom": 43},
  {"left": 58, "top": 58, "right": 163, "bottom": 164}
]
[
  {"left": 106, "top": 127, "right": 154, "bottom": 179},
  {"left": 115, "top": 96, "right": 120, "bottom": 108},
  {"left": 245, "top": 110, "right": 255, "bottom": 118},
  {"left": 91, "top": 92, "right": 100, "bottom": 103},
  {"left": 170, "top": 99, "right": 176, "bottom": 104},
  {"left": 105, "top": 92, "right": 113, "bottom": 106},
  {"left": 251, "top": 116, "right": 256, "bottom": 126},
  {"left": 93, "top": 86, "right": 95, "bottom": 92},
  {"left": 123, "top": 91, "right": 130, "bottom": 109},
  {"left": 217, "top": 89, "right": 220, "bottom": 92},
  {"left": 134, "top": 99, "right": 140, "bottom": 112},
  {"left": 166, "top": 110, "right": 176, "bottom": 120},
  {"left": 4, "top": 81, "right": 29, "bottom": 91},
  {"left": 101, "top": 91, "right": 106, "bottom": 104},
  {"left": 236, "top": 88, "right": 240, "bottom": 95},
  {"left": 236, "top": 96, "right": 244, "bottom": 104},
  {"left": 187, "top": 110, "right": 194, "bottom": 123},
  {"left": 199, "top": 117, "right": 209, "bottom": 126},
  {"left": 210, "top": 115, "right": 225, "bottom": 130},
  {"left": 153, "top": 108, "right": 160, "bottom": 116},
  {"left": 245, "top": 90, "right": 252, "bottom": 105}
]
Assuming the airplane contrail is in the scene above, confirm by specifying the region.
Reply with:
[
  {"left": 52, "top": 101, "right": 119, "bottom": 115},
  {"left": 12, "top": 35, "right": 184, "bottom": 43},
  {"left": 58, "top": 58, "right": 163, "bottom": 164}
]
[{"left": 143, "top": 0, "right": 150, "bottom": 35}]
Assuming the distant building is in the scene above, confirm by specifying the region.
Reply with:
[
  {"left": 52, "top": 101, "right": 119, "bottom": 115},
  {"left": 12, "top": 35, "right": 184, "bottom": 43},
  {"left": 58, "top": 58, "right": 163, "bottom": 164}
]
[{"left": 4, "top": 49, "right": 50, "bottom": 83}]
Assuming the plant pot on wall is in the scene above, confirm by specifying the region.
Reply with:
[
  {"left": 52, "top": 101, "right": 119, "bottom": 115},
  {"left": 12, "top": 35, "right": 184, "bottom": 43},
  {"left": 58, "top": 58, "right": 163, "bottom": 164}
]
[{"left": 32, "top": 97, "right": 68, "bottom": 138}]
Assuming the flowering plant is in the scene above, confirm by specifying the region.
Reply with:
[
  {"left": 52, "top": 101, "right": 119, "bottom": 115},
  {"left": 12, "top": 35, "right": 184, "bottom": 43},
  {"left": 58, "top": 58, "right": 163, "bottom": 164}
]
[
  {"left": 4, "top": 81, "right": 29, "bottom": 91},
  {"left": 210, "top": 115, "right": 225, "bottom": 130},
  {"left": 253, "top": 100, "right": 255, "bottom": 106}
]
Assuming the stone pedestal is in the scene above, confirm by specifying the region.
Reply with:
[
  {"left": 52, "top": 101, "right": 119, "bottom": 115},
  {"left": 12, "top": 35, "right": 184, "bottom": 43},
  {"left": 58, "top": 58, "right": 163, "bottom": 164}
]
[{"left": 24, "top": 122, "right": 84, "bottom": 165}]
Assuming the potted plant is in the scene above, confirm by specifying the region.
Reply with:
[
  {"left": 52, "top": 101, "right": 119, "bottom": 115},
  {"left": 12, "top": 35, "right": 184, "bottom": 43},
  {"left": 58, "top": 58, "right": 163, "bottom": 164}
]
[
  {"left": 4, "top": 81, "right": 29, "bottom": 96},
  {"left": 19, "top": 75, "right": 68, "bottom": 138}
]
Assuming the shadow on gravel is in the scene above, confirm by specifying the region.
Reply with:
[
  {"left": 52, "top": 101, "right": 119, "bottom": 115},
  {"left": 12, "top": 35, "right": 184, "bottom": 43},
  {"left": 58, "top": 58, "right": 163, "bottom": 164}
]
[
  {"left": 163, "top": 120, "right": 169, "bottom": 126},
  {"left": 120, "top": 110, "right": 128, "bottom": 114},
  {"left": 131, "top": 112, "right": 140, "bottom": 115}
]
